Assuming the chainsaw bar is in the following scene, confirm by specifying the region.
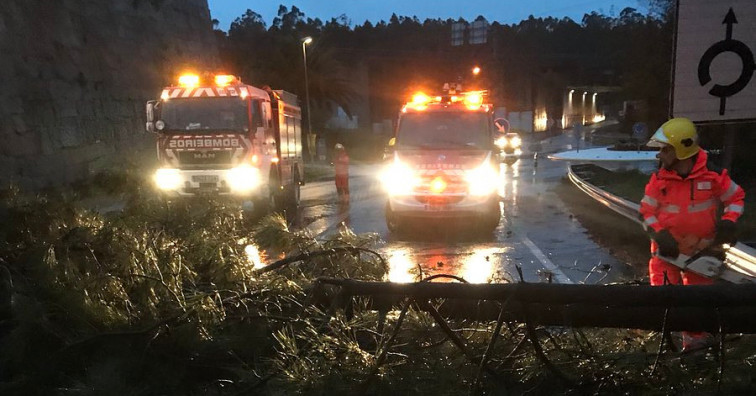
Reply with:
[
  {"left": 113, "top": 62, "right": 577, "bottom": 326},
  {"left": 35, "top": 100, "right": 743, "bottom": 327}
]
[{"left": 657, "top": 253, "right": 756, "bottom": 284}]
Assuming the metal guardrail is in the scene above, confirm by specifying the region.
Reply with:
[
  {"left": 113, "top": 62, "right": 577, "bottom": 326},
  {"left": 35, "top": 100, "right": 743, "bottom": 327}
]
[{"left": 568, "top": 164, "right": 756, "bottom": 278}]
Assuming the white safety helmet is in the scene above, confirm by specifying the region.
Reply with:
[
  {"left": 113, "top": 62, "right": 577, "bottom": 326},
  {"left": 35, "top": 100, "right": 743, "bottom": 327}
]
[{"left": 335, "top": 143, "right": 344, "bottom": 150}]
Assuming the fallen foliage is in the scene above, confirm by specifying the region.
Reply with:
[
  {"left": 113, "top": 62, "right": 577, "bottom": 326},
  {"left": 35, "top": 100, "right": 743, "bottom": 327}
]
[{"left": 0, "top": 174, "right": 755, "bottom": 395}]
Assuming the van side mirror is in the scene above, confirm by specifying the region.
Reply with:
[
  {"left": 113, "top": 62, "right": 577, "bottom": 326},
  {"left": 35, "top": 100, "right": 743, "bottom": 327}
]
[
  {"left": 383, "top": 137, "right": 397, "bottom": 161},
  {"left": 146, "top": 101, "right": 157, "bottom": 133}
]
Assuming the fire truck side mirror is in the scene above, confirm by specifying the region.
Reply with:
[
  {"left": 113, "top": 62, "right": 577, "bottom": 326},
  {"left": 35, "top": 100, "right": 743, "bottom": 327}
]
[{"left": 146, "top": 101, "right": 157, "bottom": 133}]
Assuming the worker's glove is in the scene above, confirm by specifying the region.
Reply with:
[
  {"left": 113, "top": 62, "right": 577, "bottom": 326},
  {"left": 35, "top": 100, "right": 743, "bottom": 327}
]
[
  {"left": 714, "top": 220, "right": 738, "bottom": 246},
  {"left": 653, "top": 229, "right": 679, "bottom": 258}
]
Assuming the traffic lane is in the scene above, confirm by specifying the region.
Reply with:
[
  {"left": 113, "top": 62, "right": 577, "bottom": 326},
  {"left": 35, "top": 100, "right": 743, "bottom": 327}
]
[
  {"left": 299, "top": 166, "right": 385, "bottom": 237},
  {"left": 298, "top": 157, "right": 633, "bottom": 285},
  {"left": 500, "top": 132, "right": 635, "bottom": 283},
  {"left": 300, "top": 168, "right": 528, "bottom": 282}
]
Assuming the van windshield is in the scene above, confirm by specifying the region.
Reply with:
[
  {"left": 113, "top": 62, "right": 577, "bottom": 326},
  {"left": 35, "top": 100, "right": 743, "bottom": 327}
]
[{"left": 397, "top": 111, "right": 491, "bottom": 149}]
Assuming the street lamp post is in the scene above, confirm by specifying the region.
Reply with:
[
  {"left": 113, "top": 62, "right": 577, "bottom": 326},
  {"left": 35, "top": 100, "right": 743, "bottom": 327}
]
[{"left": 301, "top": 36, "right": 313, "bottom": 162}]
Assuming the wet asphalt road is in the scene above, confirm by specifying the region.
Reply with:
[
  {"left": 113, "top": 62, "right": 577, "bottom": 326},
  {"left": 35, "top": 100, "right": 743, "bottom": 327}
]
[{"left": 298, "top": 122, "right": 640, "bottom": 285}]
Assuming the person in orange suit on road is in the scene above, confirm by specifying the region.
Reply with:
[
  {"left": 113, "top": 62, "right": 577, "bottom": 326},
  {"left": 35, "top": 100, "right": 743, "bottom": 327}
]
[
  {"left": 334, "top": 143, "right": 350, "bottom": 205},
  {"left": 640, "top": 117, "right": 745, "bottom": 352}
]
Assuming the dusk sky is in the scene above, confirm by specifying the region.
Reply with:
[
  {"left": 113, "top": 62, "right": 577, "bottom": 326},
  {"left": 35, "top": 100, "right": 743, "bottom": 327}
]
[{"left": 207, "top": 1, "right": 649, "bottom": 31}]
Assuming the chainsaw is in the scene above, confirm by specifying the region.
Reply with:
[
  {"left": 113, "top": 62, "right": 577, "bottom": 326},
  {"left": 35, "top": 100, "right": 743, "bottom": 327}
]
[{"left": 657, "top": 245, "right": 756, "bottom": 284}]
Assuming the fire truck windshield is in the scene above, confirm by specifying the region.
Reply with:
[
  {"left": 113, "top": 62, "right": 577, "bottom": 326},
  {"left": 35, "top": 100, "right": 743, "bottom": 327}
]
[
  {"left": 397, "top": 111, "right": 491, "bottom": 149},
  {"left": 160, "top": 97, "right": 255, "bottom": 133}
]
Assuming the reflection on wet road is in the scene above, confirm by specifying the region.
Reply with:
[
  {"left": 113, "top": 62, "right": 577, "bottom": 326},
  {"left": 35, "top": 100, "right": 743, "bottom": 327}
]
[
  {"left": 384, "top": 244, "right": 510, "bottom": 283},
  {"left": 294, "top": 124, "right": 635, "bottom": 285}
]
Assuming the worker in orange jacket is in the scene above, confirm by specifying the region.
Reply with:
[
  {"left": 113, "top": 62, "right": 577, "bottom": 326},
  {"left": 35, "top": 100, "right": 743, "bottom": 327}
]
[
  {"left": 334, "top": 143, "right": 350, "bottom": 204},
  {"left": 640, "top": 117, "right": 745, "bottom": 352}
]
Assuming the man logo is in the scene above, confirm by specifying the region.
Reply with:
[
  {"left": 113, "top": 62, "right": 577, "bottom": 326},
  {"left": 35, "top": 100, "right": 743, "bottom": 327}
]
[{"left": 194, "top": 152, "right": 216, "bottom": 159}]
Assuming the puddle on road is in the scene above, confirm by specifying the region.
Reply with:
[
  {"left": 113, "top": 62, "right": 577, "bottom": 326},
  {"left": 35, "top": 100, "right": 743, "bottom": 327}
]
[
  {"left": 384, "top": 245, "right": 512, "bottom": 283},
  {"left": 244, "top": 238, "right": 514, "bottom": 285}
]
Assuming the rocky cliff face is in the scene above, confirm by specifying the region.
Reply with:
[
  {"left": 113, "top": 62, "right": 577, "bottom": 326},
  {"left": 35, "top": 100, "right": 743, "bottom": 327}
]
[{"left": 0, "top": 0, "right": 218, "bottom": 189}]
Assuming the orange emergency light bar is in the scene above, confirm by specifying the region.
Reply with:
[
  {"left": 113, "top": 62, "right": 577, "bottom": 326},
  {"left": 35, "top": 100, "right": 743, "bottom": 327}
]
[
  {"left": 214, "top": 74, "right": 238, "bottom": 87},
  {"left": 178, "top": 74, "right": 200, "bottom": 88},
  {"left": 404, "top": 89, "right": 489, "bottom": 111},
  {"left": 177, "top": 73, "right": 241, "bottom": 88},
  {"left": 464, "top": 91, "right": 484, "bottom": 109},
  {"left": 411, "top": 92, "right": 431, "bottom": 105}
]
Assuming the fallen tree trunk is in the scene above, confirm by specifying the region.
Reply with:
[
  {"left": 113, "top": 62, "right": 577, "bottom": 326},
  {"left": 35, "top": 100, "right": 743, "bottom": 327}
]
[
  {"left": 434, "top": 301, "right": 756, "bottom": 332},
  {"left": 317, "top": 279, "right": 756, "bottom": 333}
]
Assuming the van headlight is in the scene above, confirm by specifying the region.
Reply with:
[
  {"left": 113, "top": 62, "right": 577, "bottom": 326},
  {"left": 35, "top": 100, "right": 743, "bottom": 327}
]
[
  {"left": 154, "top": 168, "right": 181, "bottom": 190},
  {"left": 510, "top": 136, "right": 522, "bottom": 148},
  {"left": 227, "top": 165, "right": 260, "bottom": 192},
  {"left": 466, "top": 163, "right": 498, "bottom": 196},
  {"left": 380, "top": 161, "right": 420, "bottom": 196}
]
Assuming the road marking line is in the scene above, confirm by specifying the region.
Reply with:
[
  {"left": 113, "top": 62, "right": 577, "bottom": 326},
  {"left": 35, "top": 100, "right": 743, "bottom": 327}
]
[{"left": 520, "top": 235, "right": 573, "bottom": 284}]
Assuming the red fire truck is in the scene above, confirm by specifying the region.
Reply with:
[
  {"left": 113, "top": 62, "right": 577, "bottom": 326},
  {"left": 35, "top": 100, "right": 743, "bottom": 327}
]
[
  {"left": 145, "top": 73, "right": 303, "bottom": 216},
  {"left": 381, "top": 86, "right": 502, "bottom": 233}
]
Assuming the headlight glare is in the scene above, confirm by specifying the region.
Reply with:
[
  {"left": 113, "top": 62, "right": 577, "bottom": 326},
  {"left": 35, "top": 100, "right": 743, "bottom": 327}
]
[
  {"left": 381, "top": 161, "right": 419, "bottom": 196},
  {"left": 227, "top": 165, "right": 260, "bottom": 192},
  {"left": 154, "top": 168, "right": 181, "bottom": 190},
  {"left": 466, "top": 164, "right": 498, "bottom": 196},
  {"left": 511, "top": 136, "right": 522, "bottom": 148}
]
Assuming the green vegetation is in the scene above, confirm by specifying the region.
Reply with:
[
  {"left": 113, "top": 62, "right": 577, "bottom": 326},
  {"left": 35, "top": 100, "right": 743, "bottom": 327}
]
[{"left": 1, "top": 170, "right": 755, "bottom": 394}]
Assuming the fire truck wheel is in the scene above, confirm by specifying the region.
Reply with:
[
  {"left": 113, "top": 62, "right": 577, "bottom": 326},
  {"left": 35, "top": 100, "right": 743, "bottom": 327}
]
[
  {"left": 267, "top": 168, "right": 285, "bottom": 214},
  {"left": 279, "top": 177, "right": 301, "bottom": 225},
  {"left": 270, "top": 190, "right": 282, "bottom": 213},
  {"left": 244, "top": 197, "right": 269, "bottom": 222},
  {"left": 287, "top": 171, "right": 301, "bottom": 209}
]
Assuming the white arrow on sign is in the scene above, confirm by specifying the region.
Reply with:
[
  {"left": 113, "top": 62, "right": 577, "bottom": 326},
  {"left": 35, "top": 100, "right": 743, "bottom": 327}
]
[{"left": 673, "top": 0, "right": 756, "bottom": 123}]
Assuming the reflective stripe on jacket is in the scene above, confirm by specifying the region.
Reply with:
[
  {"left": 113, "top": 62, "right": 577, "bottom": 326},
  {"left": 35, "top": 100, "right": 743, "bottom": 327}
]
[{"left": 639, "top": 149, "right": 745, "bottom": 255}]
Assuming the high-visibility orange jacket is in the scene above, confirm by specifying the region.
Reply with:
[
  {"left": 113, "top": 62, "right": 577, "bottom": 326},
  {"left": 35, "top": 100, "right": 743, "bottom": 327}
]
[
  {"left": 334, "top": 151, "right": 349, "bottom": 187},
  {"left": 640, "top": 149, "right": 745, "bottom": 256}
]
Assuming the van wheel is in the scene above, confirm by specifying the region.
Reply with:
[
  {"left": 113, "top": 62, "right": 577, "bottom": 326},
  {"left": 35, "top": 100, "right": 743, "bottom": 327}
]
[
  {"left": 480, "top": 200, "right": 501, "bottom": 234},
  {"left": 385, "top": 202, "right": 403, "bottom": 234}
]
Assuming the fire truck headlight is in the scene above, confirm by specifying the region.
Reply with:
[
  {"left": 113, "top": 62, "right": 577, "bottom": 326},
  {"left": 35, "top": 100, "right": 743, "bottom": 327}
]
[
  {"left": 466, "top": 164, "right": 498, "bottom": 196},
  {"left": 154, "top": 168, "right": 181, "bottom": 190},
  {"left": 227, "top": 165, "right": 260, "bottom": 192},
  {"left": 381, "top": 162, "right": 419, "bottom": 196}
]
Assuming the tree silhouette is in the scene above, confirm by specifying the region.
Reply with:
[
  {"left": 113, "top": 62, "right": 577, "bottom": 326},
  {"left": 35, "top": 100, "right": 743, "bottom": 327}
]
[{"left": 222, "top": 3, "right": 674, "bottom": 129}]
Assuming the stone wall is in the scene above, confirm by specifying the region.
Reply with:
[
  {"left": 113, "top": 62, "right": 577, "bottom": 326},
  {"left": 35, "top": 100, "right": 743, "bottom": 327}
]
[{"left": 0, "top": 0, "right": 218, "bottom": 189}]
